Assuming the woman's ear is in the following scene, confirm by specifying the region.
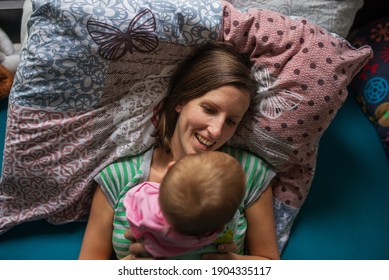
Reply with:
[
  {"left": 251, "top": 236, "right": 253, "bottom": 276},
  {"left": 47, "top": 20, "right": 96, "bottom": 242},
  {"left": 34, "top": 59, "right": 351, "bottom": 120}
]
[{"left": 175, "top": 103, "right": 183, "bottom": 113}]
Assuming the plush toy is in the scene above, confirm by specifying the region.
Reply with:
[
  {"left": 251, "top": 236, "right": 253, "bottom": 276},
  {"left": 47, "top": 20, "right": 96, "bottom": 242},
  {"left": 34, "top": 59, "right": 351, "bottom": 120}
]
[
  {"left": 0, "top": 27, "right": 20, "bottom": 100},
  {"left": 0, "top": 64, "right": 14, "bottom": 100}
]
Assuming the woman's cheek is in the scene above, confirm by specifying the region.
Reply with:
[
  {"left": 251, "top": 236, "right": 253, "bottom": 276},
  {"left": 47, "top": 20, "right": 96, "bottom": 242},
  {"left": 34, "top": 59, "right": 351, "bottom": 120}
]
[
  {"left": 217, "top": 129, "right": 232, "bottom": 146},
  {"left": 226, "top": 126, "right": 239, "bottom": 142}
]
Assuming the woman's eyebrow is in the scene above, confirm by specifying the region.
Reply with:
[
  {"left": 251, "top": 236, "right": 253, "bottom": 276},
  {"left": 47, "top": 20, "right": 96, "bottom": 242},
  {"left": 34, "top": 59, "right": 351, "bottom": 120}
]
[
  {"left": 202, "top": 100, "right": 221, "bottom": 110},
  {"left": 203, "top": 99, "right": 245, "bottom": 117}
]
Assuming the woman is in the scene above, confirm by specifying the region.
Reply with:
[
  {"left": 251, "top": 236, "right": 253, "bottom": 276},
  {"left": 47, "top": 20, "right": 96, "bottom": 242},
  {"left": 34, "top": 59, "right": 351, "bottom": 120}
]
[{"left": 78, "top": 42, "right": 280, "bottom": 260}]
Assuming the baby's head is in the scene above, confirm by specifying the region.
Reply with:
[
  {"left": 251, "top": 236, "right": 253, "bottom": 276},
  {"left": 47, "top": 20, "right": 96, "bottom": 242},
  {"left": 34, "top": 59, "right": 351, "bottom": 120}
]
[{"left": 159, "top": 151, "right": 245, "bottom": 236}]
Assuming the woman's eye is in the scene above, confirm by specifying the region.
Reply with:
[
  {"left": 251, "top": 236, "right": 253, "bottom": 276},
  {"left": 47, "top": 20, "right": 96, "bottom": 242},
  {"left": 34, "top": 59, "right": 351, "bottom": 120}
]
[{"left": 202, "top": 106, "right": 215, "bottom": 114}]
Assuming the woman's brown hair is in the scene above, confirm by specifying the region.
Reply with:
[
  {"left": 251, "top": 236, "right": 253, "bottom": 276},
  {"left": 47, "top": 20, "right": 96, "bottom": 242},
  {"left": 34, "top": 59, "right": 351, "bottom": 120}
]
[{"left": 154, "top": 41, "right": 255, "bottom": 154}]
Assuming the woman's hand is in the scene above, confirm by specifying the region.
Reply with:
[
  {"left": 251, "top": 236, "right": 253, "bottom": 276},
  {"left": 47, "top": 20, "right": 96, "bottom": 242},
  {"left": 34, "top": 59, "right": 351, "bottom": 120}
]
[
  {"left": 202, "top": 242, "right": 241, "bottom": 260},
  {"left": 202, "top": 243, "right": 274, "bottom": 260},
  {"left": 203, "top": 243, "right": 277, "bottom": 260},
  {"left": 122, "top": 228, "right": 156, "bottom": 260},
  {"left": 120, "top": 253, "right": 155, "bottom": 260}
]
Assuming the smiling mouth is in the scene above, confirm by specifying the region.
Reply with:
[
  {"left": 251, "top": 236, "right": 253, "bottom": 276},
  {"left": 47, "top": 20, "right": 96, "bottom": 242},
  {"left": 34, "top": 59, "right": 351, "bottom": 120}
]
[{"left": 195, "top": 133, "right": 216, "bottom": 148}]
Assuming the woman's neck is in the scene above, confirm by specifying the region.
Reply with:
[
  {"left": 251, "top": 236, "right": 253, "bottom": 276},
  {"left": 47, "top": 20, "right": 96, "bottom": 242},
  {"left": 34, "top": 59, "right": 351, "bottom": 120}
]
[{"left": 149, "top": 146, "right": 174, "bottom": 183}]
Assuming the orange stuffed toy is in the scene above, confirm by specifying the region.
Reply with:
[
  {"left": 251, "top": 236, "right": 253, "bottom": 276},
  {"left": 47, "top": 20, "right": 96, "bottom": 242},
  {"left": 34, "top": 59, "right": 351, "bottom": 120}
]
[
  {"left": 0, "top": 27, "right": 20, "bottom": 100},
  {"left": 0, "top": 64, "right": 14, "bottom": 100}
]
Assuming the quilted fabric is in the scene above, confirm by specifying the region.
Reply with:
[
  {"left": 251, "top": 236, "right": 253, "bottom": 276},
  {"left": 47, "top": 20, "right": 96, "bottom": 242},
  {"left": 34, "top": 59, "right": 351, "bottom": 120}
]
[
  {"left": 0, "top": 0, "right": 372, "bottom": 253},
  {"left": 349, "top": 15, "right": 389, "bottom": 159}
]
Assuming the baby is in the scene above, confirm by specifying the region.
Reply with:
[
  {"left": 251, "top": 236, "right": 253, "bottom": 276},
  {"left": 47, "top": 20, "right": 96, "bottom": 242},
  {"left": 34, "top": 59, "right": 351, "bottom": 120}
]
[{"left": 123, "top": 151, "right": 246, "bottom": 258}]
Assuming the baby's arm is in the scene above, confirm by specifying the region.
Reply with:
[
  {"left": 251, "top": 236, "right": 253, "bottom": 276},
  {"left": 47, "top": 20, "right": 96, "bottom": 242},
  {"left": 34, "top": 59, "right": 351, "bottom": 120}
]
[{"left": 78, "top": 186, "right": 114, "bottom": 259}]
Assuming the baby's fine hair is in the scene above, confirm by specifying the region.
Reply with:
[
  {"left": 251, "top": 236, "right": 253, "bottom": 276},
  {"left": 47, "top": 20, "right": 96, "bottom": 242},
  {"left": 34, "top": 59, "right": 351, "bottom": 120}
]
[{"left": 159, "top": 151, "right": 246, "bottom": 236}]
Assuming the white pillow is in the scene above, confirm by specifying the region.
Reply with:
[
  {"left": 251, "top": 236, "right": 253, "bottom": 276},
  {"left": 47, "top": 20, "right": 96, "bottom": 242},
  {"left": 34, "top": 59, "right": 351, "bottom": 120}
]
[{"left": 225, "top": 0, "right": 363, "bottom": 37}]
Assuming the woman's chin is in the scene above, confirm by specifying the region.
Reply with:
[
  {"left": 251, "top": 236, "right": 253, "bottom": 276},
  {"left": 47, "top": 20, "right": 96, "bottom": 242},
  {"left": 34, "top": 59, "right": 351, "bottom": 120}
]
[{"left": 192, "top": 143, "right": 217, "bottom": 153}]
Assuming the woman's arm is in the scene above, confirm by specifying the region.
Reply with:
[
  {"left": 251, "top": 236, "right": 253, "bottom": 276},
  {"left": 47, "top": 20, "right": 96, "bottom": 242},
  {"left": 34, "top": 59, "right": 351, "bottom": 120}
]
[
  {"left": 204, "top": 185, "right": 280, "bottom": 260},
  {"left": 78, "top": 186, "right": 114, "bottom": 260},
  {"left": 244, "top": 185, "right": 279, "bottom": 259}
]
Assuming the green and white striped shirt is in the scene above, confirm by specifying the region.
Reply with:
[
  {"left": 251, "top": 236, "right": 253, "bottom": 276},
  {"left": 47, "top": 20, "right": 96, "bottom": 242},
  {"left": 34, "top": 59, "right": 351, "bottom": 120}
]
[{"left": 95, "top": 146, "right": 275, "bottom": 259}]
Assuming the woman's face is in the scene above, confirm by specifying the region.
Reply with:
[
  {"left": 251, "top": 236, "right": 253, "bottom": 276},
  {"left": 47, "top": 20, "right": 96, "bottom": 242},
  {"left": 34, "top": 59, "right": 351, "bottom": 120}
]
[{"left": 170, "top": 85, "right": 251, "bottom": 159}]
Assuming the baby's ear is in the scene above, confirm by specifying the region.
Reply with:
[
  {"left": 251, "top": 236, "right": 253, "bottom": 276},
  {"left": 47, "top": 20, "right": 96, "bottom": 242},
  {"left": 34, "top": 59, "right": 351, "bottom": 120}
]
[{"left": 167, "top": 161, "right": 176, "bottom": 170}]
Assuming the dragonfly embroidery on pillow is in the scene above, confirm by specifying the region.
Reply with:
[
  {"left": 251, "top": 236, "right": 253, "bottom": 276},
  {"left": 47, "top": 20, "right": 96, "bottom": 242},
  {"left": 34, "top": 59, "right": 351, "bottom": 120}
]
[{"left": 87, "top": 8, "right": 159, "bottom": 60}]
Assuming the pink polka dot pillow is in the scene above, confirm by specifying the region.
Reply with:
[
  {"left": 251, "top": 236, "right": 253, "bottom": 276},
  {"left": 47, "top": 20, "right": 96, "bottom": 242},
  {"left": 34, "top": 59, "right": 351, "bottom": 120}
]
[{"left": 221, "top": 3, "right": 372, "bottom": 249}]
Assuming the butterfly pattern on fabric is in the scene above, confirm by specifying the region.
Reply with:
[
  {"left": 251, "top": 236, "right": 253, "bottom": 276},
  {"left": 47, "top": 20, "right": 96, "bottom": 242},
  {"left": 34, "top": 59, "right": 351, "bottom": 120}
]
[
  {"left": 252, "top": 64, "right": 303, "bottom": 119},
  {"left": 87, "top": 9, "right": 159, "bottom": 60}
]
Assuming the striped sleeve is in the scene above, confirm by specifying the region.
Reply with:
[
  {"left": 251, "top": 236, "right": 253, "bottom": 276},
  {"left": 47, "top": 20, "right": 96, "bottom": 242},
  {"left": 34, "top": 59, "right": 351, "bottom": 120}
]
[
  {"left": 94, "top": 156, "right": 143, "bottom": 208},
  {"left": 221, "top": 146, "right": 276, "bottom": 208}
]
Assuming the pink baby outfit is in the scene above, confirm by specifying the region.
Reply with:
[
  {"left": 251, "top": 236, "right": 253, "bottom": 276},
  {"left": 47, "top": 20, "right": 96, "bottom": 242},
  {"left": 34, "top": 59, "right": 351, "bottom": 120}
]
[{"left": 124, "top": 182, "right": 218, "bottom": 257}]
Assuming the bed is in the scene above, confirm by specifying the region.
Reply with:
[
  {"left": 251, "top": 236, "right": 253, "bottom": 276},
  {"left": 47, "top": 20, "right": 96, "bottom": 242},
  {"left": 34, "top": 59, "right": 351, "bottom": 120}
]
[{"left": 0, "top": 0, "right": 388, "bottom": 260}]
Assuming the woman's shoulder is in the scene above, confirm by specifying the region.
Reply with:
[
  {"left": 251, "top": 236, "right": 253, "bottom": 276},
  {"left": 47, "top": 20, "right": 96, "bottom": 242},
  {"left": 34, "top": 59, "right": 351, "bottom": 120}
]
[
  {"left": 221, "top": 146, "right": 276, "bottom": 209},
  {"left": 220, "top": 146, "right": 268, "bottom": 164},
  {"left": 111, "top": 146, "right": 154, "bottom": 166},
  {"left": 220, "top": 146, "right": 275, "bottom": 178},
  {"left": 95, "top": 147, "right": 155, "bottom": 201},
  {"left": 98, "top": 146, "right": 154, "bottom": 178}
]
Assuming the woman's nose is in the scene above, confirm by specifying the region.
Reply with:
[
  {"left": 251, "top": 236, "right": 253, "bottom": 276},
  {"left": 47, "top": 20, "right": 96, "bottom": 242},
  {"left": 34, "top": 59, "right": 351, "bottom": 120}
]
[{"left": 208, "top": 117, "right": 224, "bottom": 139}]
